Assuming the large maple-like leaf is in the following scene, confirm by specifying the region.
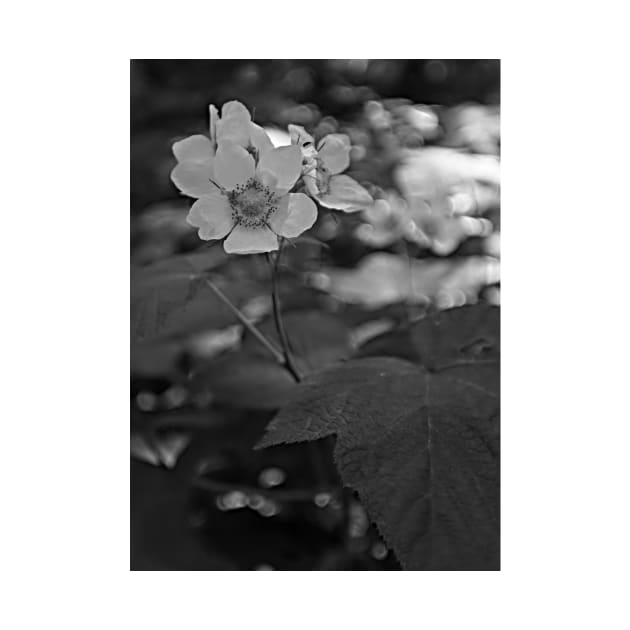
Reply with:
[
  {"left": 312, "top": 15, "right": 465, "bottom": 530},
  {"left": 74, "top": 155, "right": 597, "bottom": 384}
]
[{"left": 257, "top": 305, "right": 499, "bottom": 570}]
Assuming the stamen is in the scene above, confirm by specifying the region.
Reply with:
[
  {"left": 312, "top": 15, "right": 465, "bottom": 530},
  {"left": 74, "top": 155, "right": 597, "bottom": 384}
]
[
  {"left": 246, "top": 144, "right": 259, "bottom": 162},
  {"left": 228, "top": 178, "right": 279, "bottom": 229}
]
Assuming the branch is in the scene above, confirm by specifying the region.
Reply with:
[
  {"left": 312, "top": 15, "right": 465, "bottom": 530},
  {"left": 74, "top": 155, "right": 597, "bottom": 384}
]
[{"left": 202, "top": 277, "right": 285, "bottom": 365}]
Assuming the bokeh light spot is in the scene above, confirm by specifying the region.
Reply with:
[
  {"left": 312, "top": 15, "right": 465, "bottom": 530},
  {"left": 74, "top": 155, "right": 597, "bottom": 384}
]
[
  {"left": 216, "top": 491, "right": 248, "bottom": 511},
  {"left": 258, "top": 467, "right": 286, "bottom": 489},
  {"left": 425, "top": 60, "right": 448, "bottom": 83},
  {"left": 371, "top": 541, "right": 389, "bottom": 560},
  {"left": 314, "top": 493, "right": 332, "bottom": 508},
  {"left": 136, "top": 391, "right": 157, "bottom": 412}
]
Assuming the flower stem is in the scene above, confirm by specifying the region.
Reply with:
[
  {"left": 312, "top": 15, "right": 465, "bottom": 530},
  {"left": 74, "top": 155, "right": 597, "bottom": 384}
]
[
  {"left": 266, "top": 246, "right": 352, "bottom": 552},
  {"left": 266, "top": 244, "right": 302, "bottom": 383},
  {"left": 202, "top": 277, "right": 285, "bottom": 365}
]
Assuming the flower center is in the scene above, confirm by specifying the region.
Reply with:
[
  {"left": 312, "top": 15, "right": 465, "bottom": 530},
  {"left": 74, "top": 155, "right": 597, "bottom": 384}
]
[
  {"left": 315, "top": 160, "right": 332, "bottom": 195},
  {"left": 228, "top": 178, "right": 278, "bottom": 228}
]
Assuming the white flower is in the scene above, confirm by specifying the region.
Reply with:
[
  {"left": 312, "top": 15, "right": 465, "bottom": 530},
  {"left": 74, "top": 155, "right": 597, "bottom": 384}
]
[
  {"left": 289, "top": 124, "right": 373, "bottom": 213},
  {"left": 169, "top": 101, "right": 318, "bottom": 255},
  {"left": 185, "top": 142, "right": 317, "bottom": 254},
  {"left": 171, "top": 100, "right": 274, "bottom": 199},
  {"left": 210, "top": 101, "right": 275, "bottom": 158}
]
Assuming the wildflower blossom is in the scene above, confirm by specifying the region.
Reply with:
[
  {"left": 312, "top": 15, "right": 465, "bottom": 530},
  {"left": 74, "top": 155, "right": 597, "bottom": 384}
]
[
  {"left": 185, "top": 142, "right": 317, "bottom": 254},
  {"left": 209, "top": 101, "right": 275, "bottom": 158},
  {"left": 289, "top": 124, "right": 373, "bottom": 212},
  {"left": 171, "top": 101, "right": 274, "bottom": 199},
  {"left": 170, "top": 101, "right": 317, "bottom": 254}
]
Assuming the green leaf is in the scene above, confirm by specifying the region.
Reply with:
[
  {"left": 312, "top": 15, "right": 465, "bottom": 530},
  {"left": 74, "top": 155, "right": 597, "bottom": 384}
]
[
  {"left": 191, "top": 310, "right": 352, "bottom": 410},
  {"left": 190, "top": 355, "right": 298, "bottom": 410},
  {"left": 257, "top": 305, "right": 500, "bottom": 570},
  {"left": 241, "top": 310, "right": 352, "bottom": 374},
  {"left": 257, "top": 357, "right": 499, "bottom": 570},
  {"left": 358, "top": 303, "right": 499, "bottom": 369},
  {"left": 131, "top": 249, "right": 262, "bottom": 343}
]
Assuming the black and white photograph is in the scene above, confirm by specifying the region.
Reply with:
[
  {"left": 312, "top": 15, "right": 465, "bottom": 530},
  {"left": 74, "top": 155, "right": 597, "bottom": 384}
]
[
  {"left": 5, "top": 9, "right": 630, "bottom": 627},
  {"left": 131, "top": 59, "right": 500, "bottom": 571}
]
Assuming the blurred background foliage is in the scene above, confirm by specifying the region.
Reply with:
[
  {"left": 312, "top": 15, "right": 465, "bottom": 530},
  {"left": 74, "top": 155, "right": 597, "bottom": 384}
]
[{"left": 131, "top": 60, "right": 500, "bottom": 570}]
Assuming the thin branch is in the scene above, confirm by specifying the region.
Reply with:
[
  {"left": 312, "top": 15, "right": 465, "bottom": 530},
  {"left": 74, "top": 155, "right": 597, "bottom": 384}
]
[
  {"left": 266, "top": 245, "right": 302, "bottom": 382},
  {"left": 202, "top": 277, "right": 285, "bottom": 365}
]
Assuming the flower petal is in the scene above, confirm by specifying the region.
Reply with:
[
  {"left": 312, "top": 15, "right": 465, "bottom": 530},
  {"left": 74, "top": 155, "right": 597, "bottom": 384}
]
[
  {"left": 170, "top": 160, "right": 217, "bottom": 198},
  {"left": 209, "top": 104, "right": 219, "bottom": 144},
  {"left": 257, "top": 170, "right": 279, "bottom": 192},
  {"left": 172, "top": 134, "right": 215, "bottom": 163},
  {"left": 289, "top": 124, "right": 313, "bottom": 145},
  {"left": 318, "top": 175, "right": 373, "bottom": 212},
  {"left": 249, "top": 123, "right": 274, "bottom": 156},
  {"left": 269, "top": 193, "right": 317, "bottom": 238},
  {"left": 288, "top": 124, "right": 318, "bottom": 159},
  {"left": 317, "top": 134, "right": 351, "bottom": 174},
  {"left": 216, "top": 101, "right": 252, "bottom": 146},
  {"left": 221, "top": 100, "right": 251, "bottom": 120},
  {"left": 214, "top": 144, "right": 255, "bottom": 190},
  {"left": 257, "top": 145, "right": 302, "bottom": 192},
  {"left": 223, "top": 225, "right": 278, "bottom": 254},
  {"left": 303, "top": 170, "right": 320, "bottom": 196},
  {"left": 186, "top": 192, "right": 235, "bottom": 240}
]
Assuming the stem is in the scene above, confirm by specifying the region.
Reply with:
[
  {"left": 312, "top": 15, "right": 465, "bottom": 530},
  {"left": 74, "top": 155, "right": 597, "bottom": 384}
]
[
  {"left": 265, "top": 249, "right": 344, "bottom": 519},
  {"left": 202, "top": 277, "right": 285, "bottom": 365},
  {"left": 265, "top": 246, "right": 353, "bottom": 551},
  {"left": 266, "top": 245, "right": 302, "bottom": 383}
]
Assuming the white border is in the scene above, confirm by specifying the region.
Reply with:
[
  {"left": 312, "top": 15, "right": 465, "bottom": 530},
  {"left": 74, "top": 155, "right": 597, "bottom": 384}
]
[{"left": 3, "top": 4, "right": 630, "bottom": 628}]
